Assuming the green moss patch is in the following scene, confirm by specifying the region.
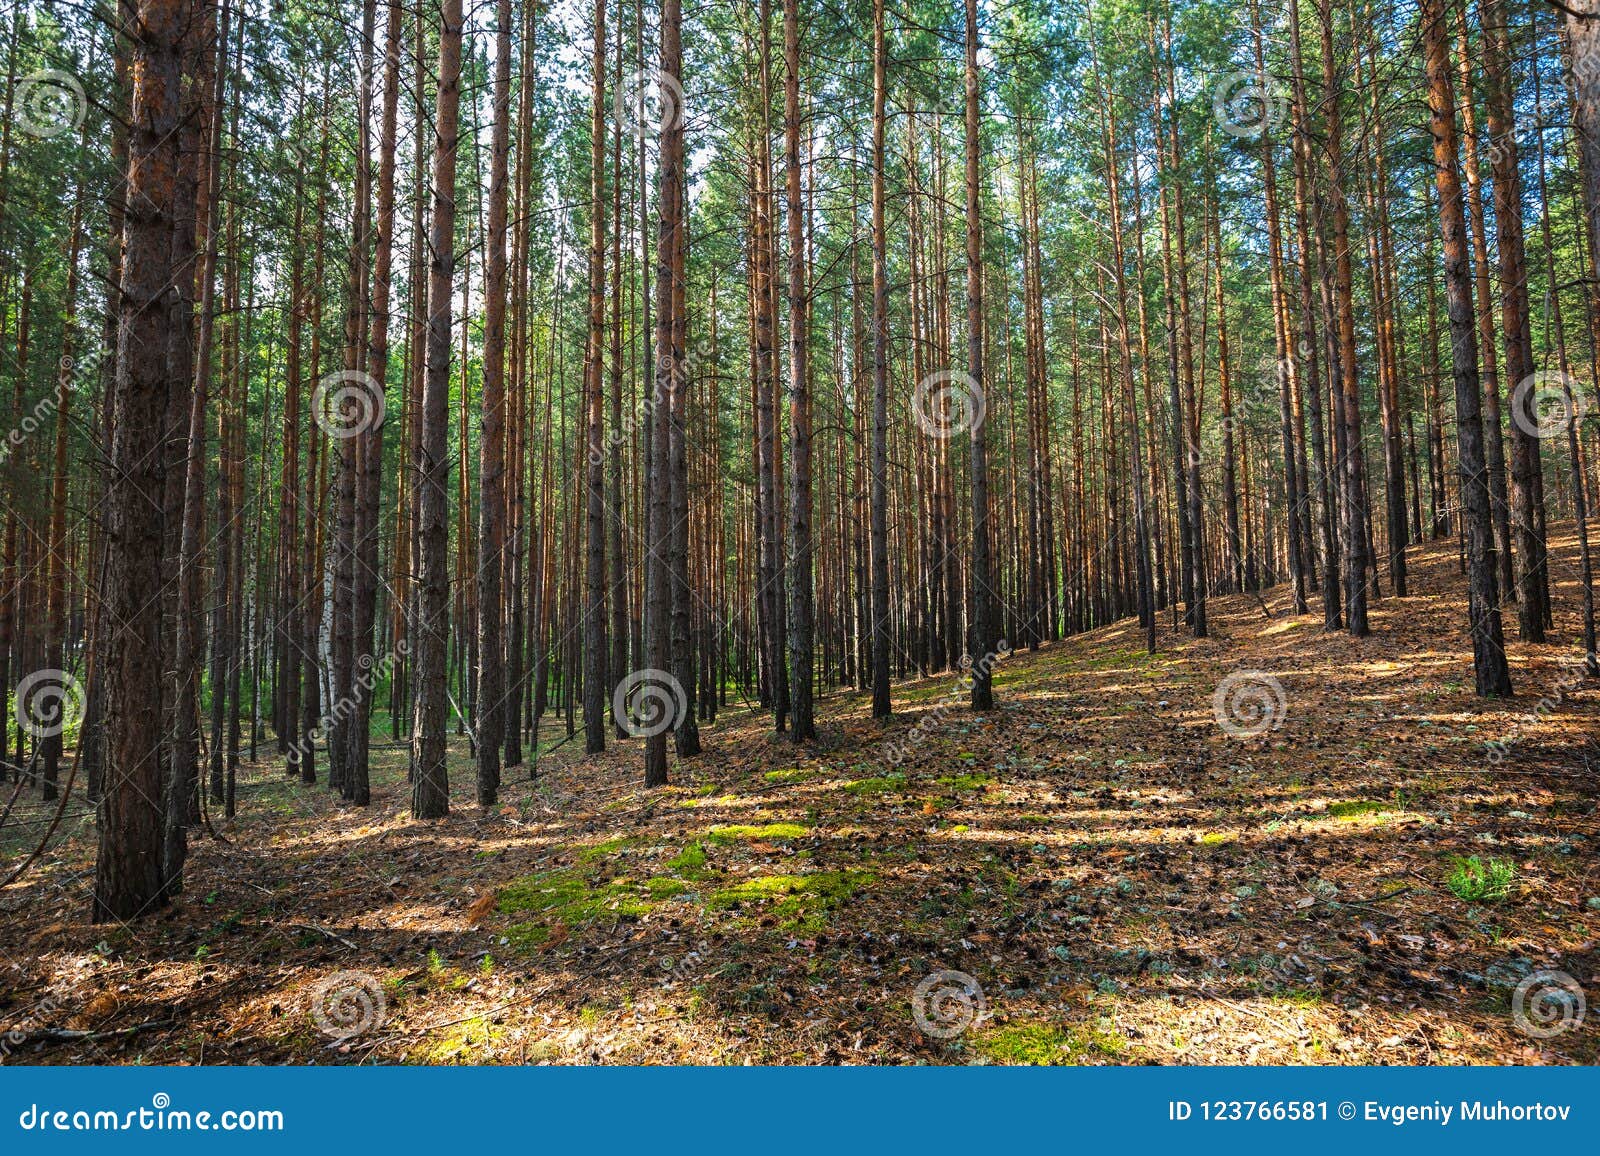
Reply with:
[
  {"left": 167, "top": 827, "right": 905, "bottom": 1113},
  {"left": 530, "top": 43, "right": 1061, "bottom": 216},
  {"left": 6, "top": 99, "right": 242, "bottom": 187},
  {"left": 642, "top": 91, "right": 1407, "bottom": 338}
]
[
  {"left": 665, "top": 841, "right": 711, "bottom": 879},
  {"left": 497, "top": 867, "right": 654, "bottom": 951},
  {"left": 706, "top": 822, "right": 810, "bottom": 845},
  {"left": 935, "top": 773, "right": 992, "bottom": 792},
  {"left": 843, "top": 774, "right": 907, "bottom": 795},
  {"left": 577, "top": 836, "right": 641, "bottom": 863},
  {"left": 764, "top": 768, "right": 816, "bottom": 785},
  {"left": 503, "top": 922, "right": 550, "bottom": 951},
  {"left": 707, "top": 870, "right": 874, "bottom": 933},
  {"left": 407, "top": 1017, "right": 507, "bottom": 1064}
]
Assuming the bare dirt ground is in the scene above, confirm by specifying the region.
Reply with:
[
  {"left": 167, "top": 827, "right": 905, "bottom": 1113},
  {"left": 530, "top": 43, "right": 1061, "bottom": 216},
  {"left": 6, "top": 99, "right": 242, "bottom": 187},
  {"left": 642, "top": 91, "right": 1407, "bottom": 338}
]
[{"left": 3, "top": 531, "right": 1597, "bottom": 1065}]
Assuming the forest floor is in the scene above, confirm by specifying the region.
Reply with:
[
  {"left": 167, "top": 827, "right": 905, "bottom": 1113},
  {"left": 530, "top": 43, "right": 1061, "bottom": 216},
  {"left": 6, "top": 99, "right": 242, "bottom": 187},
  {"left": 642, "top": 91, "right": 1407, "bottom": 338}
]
[{"left": 3, "top": 530, "right": 1599, "bottom": 1066}]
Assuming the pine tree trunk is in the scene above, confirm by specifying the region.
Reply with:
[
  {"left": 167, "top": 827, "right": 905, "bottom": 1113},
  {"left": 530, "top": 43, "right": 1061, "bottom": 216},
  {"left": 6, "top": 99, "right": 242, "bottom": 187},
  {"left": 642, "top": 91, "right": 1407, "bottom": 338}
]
[
  {"left": 1316, "top": 0, "right": 1370, "bottom": 637},
  {"left": 94, "top": 0, "right": 189, "bottom": 922},
  {"left": 643, "top": 0, "right": 683, "bottom": 787},
  {"left": 580, "top": 0, "right": 607, "bottom": 757},
  {"left": 351, "top": 0, "right": 401, "bottom": 808},
  {"left": 1564, "top": 0, "right": 1600, "bottom": 674},
  {"left": 783, "top": 0, "right": 815, "bottom": 740},
  {"left": 412, "top": 0, "right": 464, "bottom": 819},
  {"left": 1484, "top": 0, "right": 1550, "bottom": 641},
  {"left": 1454, "top": 16, "right": 1513, "bottom": 591},
  {"left": 1421, "top": 0, "right": 1513, "bottom": 698},
  {"left": 1289, "top": 0, "right": 1340, "bottom": 630},
  {"left": 964, "top": 0, "right": 995, "bottom": 708},
  {"left": 868, "top": 0, "right": 892, "bottom": 719}
]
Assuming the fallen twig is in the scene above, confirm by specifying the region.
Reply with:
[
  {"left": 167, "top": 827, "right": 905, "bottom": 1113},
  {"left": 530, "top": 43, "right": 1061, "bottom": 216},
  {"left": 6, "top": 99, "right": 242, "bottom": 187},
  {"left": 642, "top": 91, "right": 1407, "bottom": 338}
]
[
  {"left": 290, "top": 923, "right": 360, "bottom": 951},
  {"left": 7, "top": 1019, "right": 173, "bottom": 1047}
]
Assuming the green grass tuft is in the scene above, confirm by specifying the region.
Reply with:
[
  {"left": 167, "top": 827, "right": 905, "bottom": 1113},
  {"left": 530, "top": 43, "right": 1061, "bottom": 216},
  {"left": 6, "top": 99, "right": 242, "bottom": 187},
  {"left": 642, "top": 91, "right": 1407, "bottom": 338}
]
[
  {"left": 577, "top": 836, "right": 640, "bottom": 863},
  {"left": 976, "top": 1020, "right": 1125, "bottom": 1065},
  {"left": 1444, "top": 855, "right": 1516, "bottom": 903},
  {"left": 1326, "top": 800, "right": 1394, "bottom": 820}
]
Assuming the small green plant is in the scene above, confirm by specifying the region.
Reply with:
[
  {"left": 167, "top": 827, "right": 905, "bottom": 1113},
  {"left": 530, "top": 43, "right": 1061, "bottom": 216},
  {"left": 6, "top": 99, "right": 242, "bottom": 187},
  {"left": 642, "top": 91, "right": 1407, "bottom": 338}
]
[
  {"left": 666, "top": 841, "right": 710, "bottom": 880},
  {"left": 1445, "top": 855, "right": 1516, "bottom": 903},
  {"left": 1326, "top": 799, "right": 1393, "bottom": 820}
]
